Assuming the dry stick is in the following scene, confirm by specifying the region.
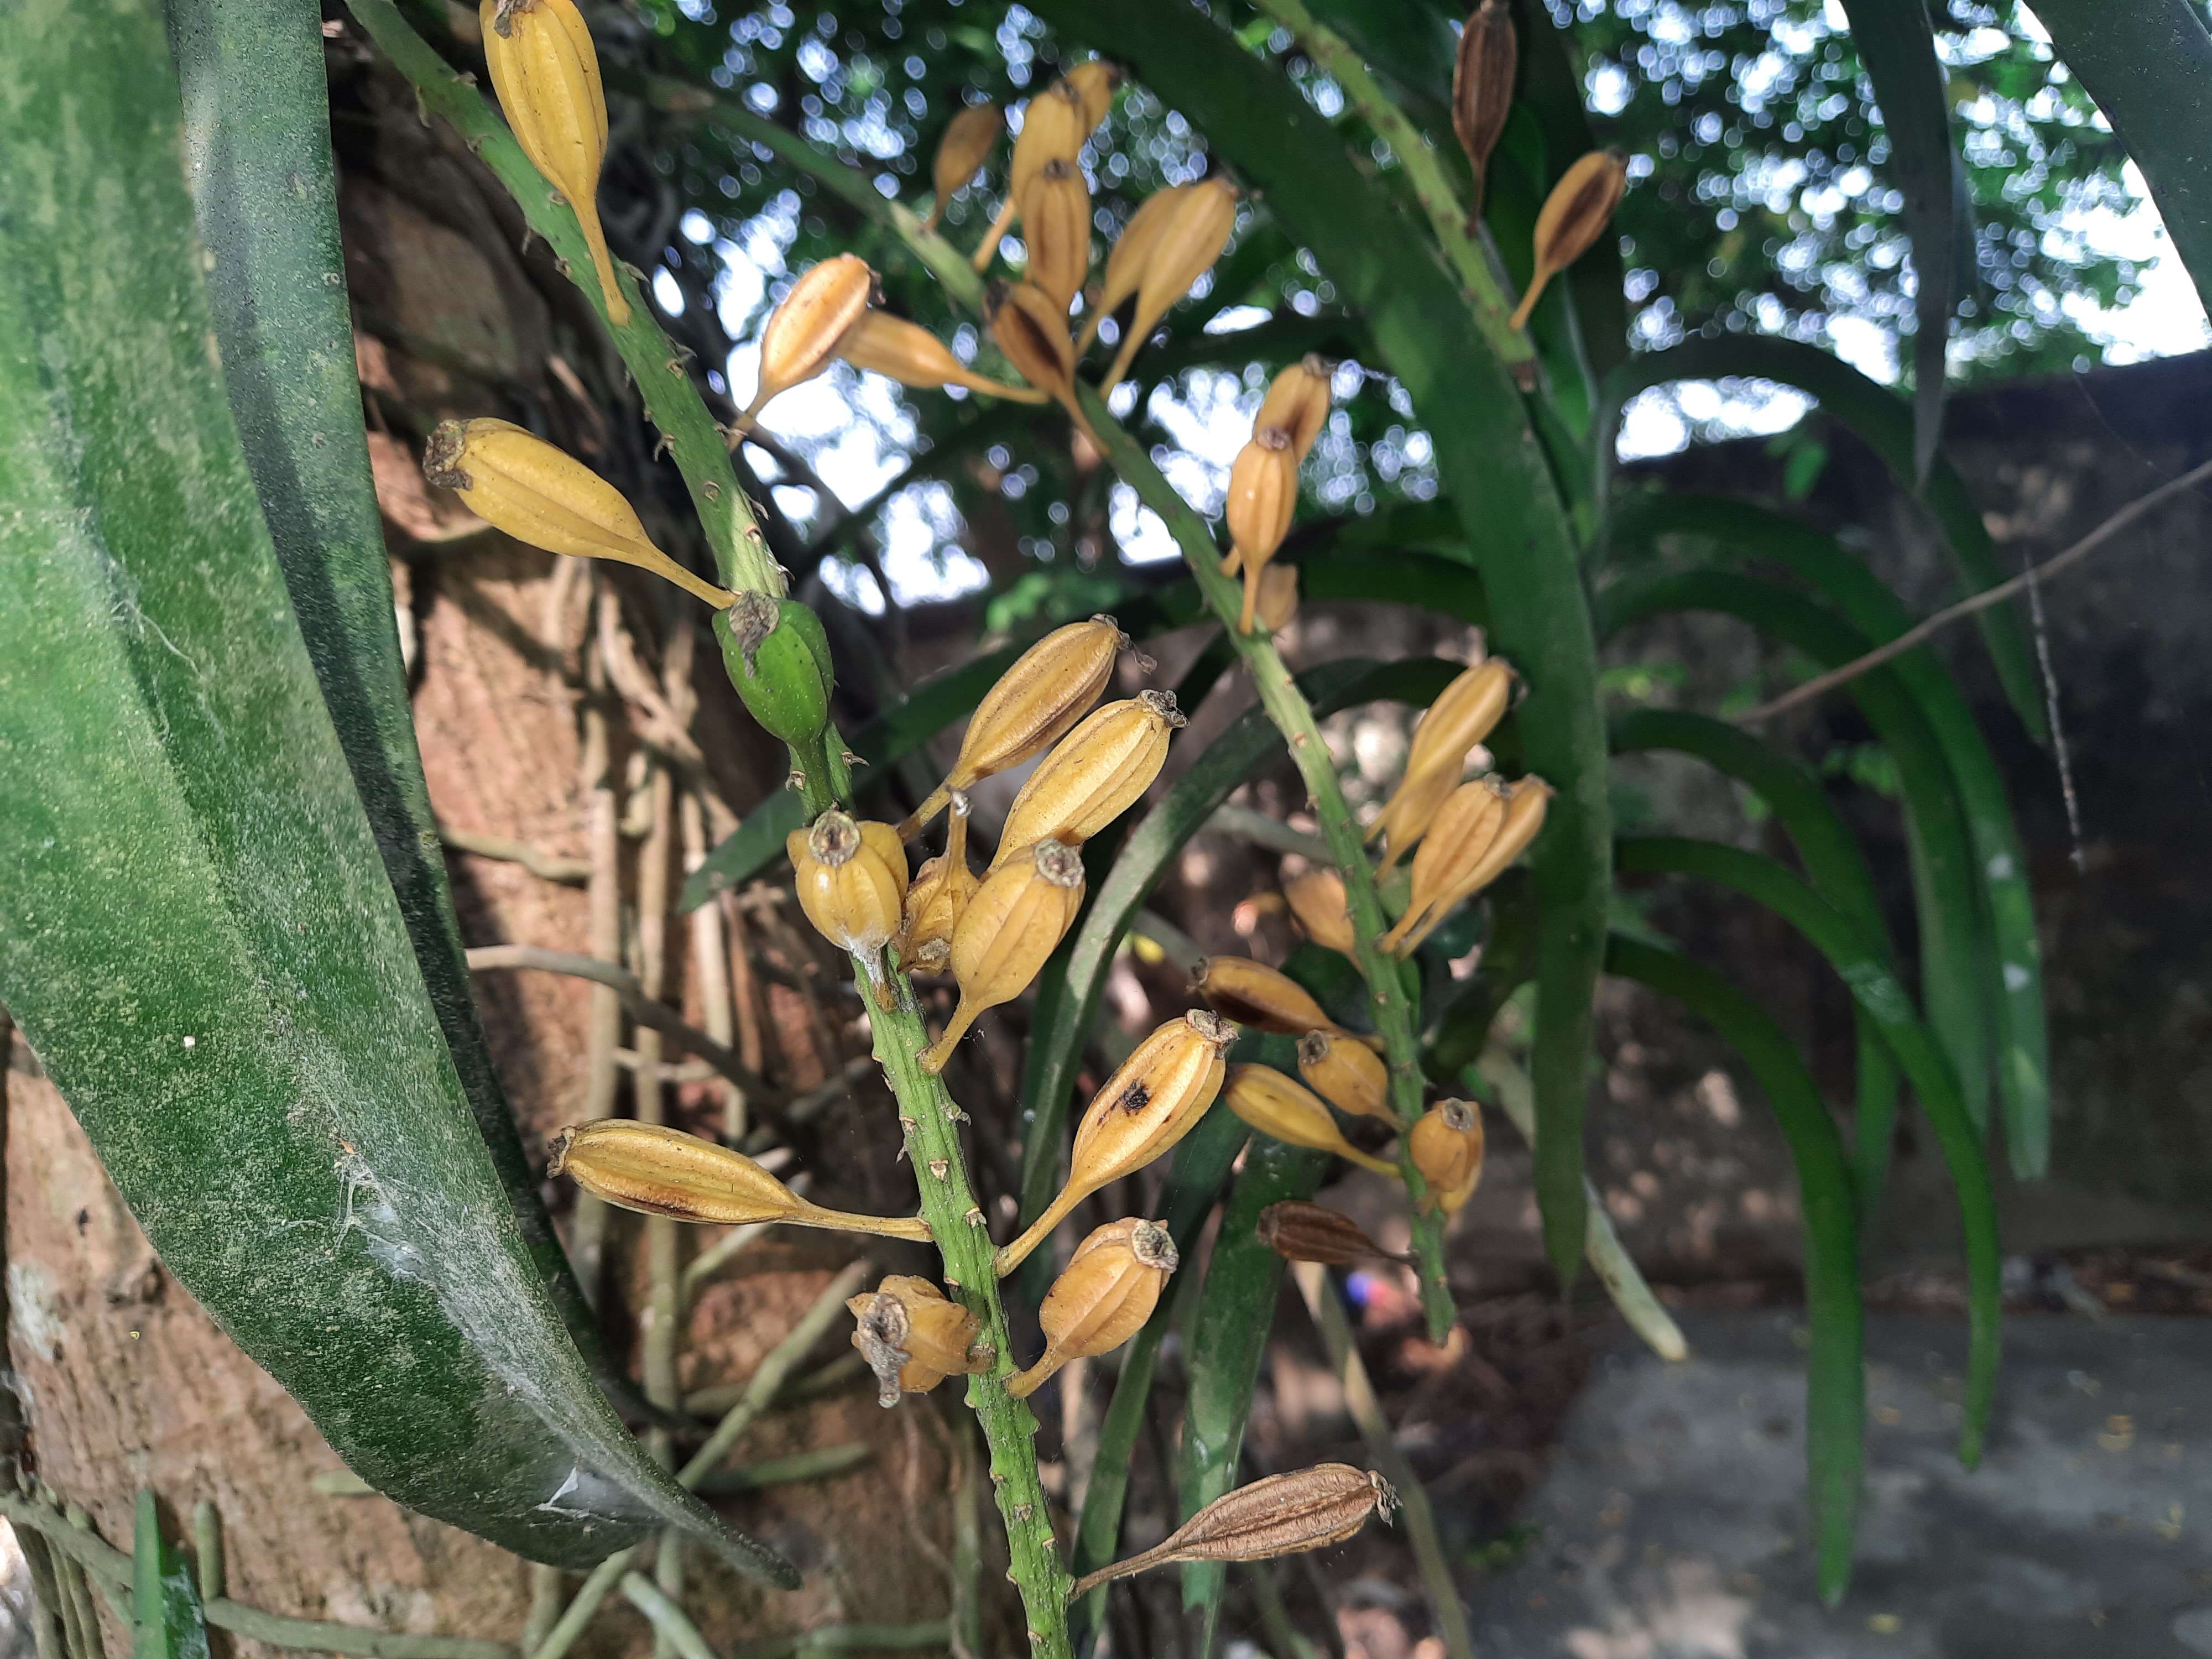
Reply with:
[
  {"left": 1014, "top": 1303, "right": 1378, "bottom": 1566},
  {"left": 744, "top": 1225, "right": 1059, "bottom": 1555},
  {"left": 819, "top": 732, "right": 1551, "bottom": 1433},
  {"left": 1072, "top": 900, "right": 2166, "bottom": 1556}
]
[
  {"left": 572, "top": 612, "right": 625, "bottom": 1300},
  {"left": 530, "top": 1264, "right": 870, "bottom": 1659},
  {"left": 681, "top": 790, "right": 745, "bottom": 1135},
  {"left": 437, "top": 823, "right": 591, "bottom": 885},
  {"left": 1739, "top": 455, "right": 2212, "bottom": 726},
  {"left": 721, "top": 886, "right": 766, "bottom": 1141},
  {"left": 1289, "top": 1264, "right": 1477, "bottom": 1659}
]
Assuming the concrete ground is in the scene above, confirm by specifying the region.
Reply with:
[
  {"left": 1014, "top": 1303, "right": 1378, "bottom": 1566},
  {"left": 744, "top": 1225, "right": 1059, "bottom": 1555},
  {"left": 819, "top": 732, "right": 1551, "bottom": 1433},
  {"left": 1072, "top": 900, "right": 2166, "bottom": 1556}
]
[{"left": 1468, "top": 1313, "right": 2212, "bottom": 1658}]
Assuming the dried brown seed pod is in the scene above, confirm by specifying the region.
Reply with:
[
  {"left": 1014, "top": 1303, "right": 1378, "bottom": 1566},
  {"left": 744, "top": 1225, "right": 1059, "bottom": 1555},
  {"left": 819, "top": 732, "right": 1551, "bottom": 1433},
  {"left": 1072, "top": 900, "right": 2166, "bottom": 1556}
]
[
  {"left": 986, "top": 279, "right": 1096, "bottom": 441},
  {"left": 920, "top": 839, "right": 1087, "bottom": 1073},
  {"left": 1063, "top": 59, "right": 1125, "bottom": 132},
  {"left": 1222, "top": 1065, "right": 1401, "bottom": 1177},
  {"left": 994, "top": 1011, "right": 1239, "bottom": 1275},
  {"left": 970, "top": 78, "right": 1092, "bottom": 274},
  {"left": 1069, "top": 1464, "right": 1397, "bottom": 1599},
  {"left": 1382, "top": 775, "right": 1551, "bottom": 957},
  {"left": 1225, "top": 427, "right": 1299, "bottom": 634},
  {"left": 1019, "top": 158, "right": 1094, "bottom": 315},
  {"left": 992, "top": 690, "right": 1185, "bottom": 861},
  {"left": 551, "top": 1120, "right": 932, "bottom": 1239},
  {"left": 1510, "top": 149, "right": 1628, "bottom": 331},
  {"left": 1077, "top": 182, "right": 1194, "bottom": 354},
  {"left": 1008, "top": 1218, "right": 1177, "bottom": 1397},
  {"left": 1296, "top": 1030, "right": 1395, "bottom": 1124},
  {"left": 836, "top": 310, "right": 1046, "bottom": 403},
  {"left": 787, "top": 809, "right": 910, "bottom": 994},
  {"left": 1100, "top": 174, "right": 1239, "bottom": 391},
  {"left": 1255, "top": 1201, "right": 1413, "bottom": 1267},
  {"left": 737, "top": 253, "right": 875, "bottom": 429},
  {"left": 1281, "top": 867, "right": 1355, "bottom": 955},
  {"left": 847, "top": 1275, "right": 992, "bottom": 1404},
  {"left": 895, "top": 790, "right": 978, "bottom": 971},
  {"left": 1254, "top": 354, "right": 1335, "bottom": 465},
  {"left": 1408, "top": 1099, "right": 1486, "bottom": 1214},
  {"left": 1191, "top": 955, "right": 1374, "bottom": 1047},
  {"left": 925, "top": 101, "right": 1004, "bottom": 232},
  {"left": 1451, "top": 0, "right": 1516, "bottom": 227}
]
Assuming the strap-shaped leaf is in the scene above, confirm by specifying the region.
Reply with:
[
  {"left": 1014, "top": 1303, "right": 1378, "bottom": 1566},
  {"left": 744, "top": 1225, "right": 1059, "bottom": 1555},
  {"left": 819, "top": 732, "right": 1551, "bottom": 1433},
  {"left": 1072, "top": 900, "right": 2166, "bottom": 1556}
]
[
  {"left": 1601, "top": 936, "right": 1863, "bottom": 1603},
  {"left": 0, "top": 0, "right": 790, "bottom": 1580},
  {"left": 1616, "top": 493, "right": 2049, "bottom": 1177},
  {"left": 1612, "top": 840, "right": 1998, "bottom": 1470},
  {"left": 1594, "top": 335, "right": 2045, "bottom": 739}
]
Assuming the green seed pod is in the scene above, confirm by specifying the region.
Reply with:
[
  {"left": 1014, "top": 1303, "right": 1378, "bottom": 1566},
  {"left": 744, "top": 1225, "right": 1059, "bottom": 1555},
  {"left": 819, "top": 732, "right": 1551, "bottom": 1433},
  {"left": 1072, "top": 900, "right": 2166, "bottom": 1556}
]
[{"left": 716, "top": 591, "right": 834, "bottom": 744}]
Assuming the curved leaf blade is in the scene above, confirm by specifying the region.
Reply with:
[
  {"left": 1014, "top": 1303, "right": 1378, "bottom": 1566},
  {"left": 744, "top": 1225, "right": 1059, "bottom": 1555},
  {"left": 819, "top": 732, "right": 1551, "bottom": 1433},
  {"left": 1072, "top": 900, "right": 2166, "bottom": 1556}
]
[{"left": 0, "top": 0, "right": 791, "bottom": 1580}]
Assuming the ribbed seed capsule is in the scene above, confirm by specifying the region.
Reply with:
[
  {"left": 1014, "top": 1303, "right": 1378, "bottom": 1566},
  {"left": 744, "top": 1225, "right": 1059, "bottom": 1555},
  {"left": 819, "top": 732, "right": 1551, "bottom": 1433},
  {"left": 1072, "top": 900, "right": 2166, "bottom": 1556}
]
[
  {"left": 550, "top": 1120, "right": 933, "bottom": 1239},
  {"left": 993, "top": 690, "right": 1185, "bottom": 862},
  {"left": 1192, "top": 955, "right": 1373, "bottom": 1047},
  {"left": 836, "top": 311, "right": 1045, "bottom": 403},
  {"left": 1451, "top": 0, "right": 1516, "bottom": 227},
  {"left": 1255, "top": 1202, "right": 1412, "bottom": 1268},
  {"left": 899, "top": 614, "right": 1128, "bottom": 841},
  {"left": 1509, "top": 149, "right": 1628, "bottom": 331},
  {"left": 1076, "top": 182, "right": 1194, "bottom": 354},
  {"left": 1383, "top": 776, "right": 1552, "bottom": 957},
  {"left": 1407, "top": 658, "right": 1516, "bottom": 781},
  {"left": 1296, "top": 1030, "right": 1394, "bottom": 1124},
  {"left": 925, "top": 102, "right": 1004, "bottom": 232},
  {"left": 1409, "top": 1099, "right": 1485, "bottom": 1214},
  {"left": 848, "top": 1275, "right": 992, "bottom": 1405},
  {"left": 1222, "top": 1065, "right": 1401, "bottom": 1177},
  {"left": 987, "top": 279, "right": 1096, "bottom": 442},
  {"left": 480, "top": 0, "right": 627, "bottom": 325},
  {"left": 737, "top": 253, "right": 875, "bottom": 428},
  {"left": 787, "top": 810, "right": 909, "bottom": 993},
  {"left": 1255, "top": 356, "right": 1335, "bottom": 465},
  {"left": 896, "top": 791, "right": 978, "bottom": 972},
  {"left": 1020, "top": 158, "right": 1093, "bottom": 315},
  {"left": 1281, "top": 868, "right": 1355, "bottom": 956},
  {"left": 1100, "top": 175, "right": 1239, "bottom": 391},
  {"left": 1255, "top": 564, "right": 1301, "bottom": 633},
  {"left": 994, "top": 1010, "right": 1238, "bottom": 1275},
  {"left": 1367, "top": 764, "right": 1460, "bottom": 879},
  {"left": 422, "top": 419, "right": 733, "bottom": 607},
  {"left": 1008, "top": 1219, "right": 1177, "bottom": 1399},
  {"left": 1225, "top": 428, "right": 1298, "bottom": 634},
  {"left": 1069, "top": 1464, "right": 1397, "bottom": 1599},
  {"left": 920, "top": 839, "right": 1087, "bottom": 1074},
  {"left": 1063, "top": 59, "right": 1124, "bottom": 131}
]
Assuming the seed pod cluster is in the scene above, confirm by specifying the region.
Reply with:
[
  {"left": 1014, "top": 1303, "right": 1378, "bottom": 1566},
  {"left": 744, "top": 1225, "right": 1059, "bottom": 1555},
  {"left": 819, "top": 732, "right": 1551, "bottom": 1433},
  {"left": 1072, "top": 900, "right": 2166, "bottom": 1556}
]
[
  {"left": 1380, "top": 775, "right": 1551, "bottom": 957},
  {"left": 1282, "top": 867, "right": 1355, "bottom": 956},
  {"left": 551, "top": 1120, "right": 932, "bottom": 1239},
  {"left": 896, "top": 791, "right": 979, "bottom": 972},
  {"left": 1408, "top": 1099, "right": 1485, "bottom": 1215},
  {"left": 1009, "top": 1218, "right": 1177, "bottom": 1399},
  {"left": 971, "top": 67, "right": 1113, "bottom": 273},
  {"left": 1099, "top": 175, "right": 1240, "bottom": 390},
  {"left": 480, "top": 0, "right": 628, "bottom": 324},
  {"left": 714, "top": 591, "right": 834, "bottom": 745},
  {"left": 920, "top": 838, "right": 1087, "bottom": 1074},
  {"left": 993, "top": 690, "right": 1185, "bottom": 861},
  {"left": 422, "top": 419, "right": 734, "bottom": 608},
  {"left": 925, "top": 101, "right": 1004, "bottom": 231},
  {"left": 789, "top": 810, "right": 909, "bottom": 994},
  {"left": 1255, "top": 1201, "right": 1412, "bottom": 1268},
  {"left": 1451, "top": 0, "right": 1516, "bottom": 227},
  {"left": 848, "top": 1275, "right": 991, "bottom": 1404},
  {"left": 1222, "top": 1065, "right": 1401, "bottom": 1177},
  {"left": 1510, "top": 149, "right": 1629, "bottom": 331},
  {"left": 1296, "top": 1030, "right": 1394, "bottom": 1124},
  {"left": 900, "top": 614, "right": 1129, "bottom": 841},
  {"left": 995, "top": 1010, "right": 1239, "bottom": 1275},
  {"left": 738, "top": 253, "right": 875, "bottom": 429},
  {"left": 836, "top": 311, "right": 1045, "bottom": 404},
  {"left": 1070, "top": 1464, "right": 1398, "bottom": 1599}
]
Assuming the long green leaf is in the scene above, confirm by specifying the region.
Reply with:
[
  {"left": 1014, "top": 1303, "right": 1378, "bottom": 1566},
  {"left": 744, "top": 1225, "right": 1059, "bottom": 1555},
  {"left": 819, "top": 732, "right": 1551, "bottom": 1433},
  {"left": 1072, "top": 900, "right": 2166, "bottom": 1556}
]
[
  {"left": 133, "top": 1494, "right": 210, "bottom": 1659},
  {"left": 1610, "top": 710, "right": 1902, "bottom": 1219},
  {"left": 1594, "top": 335, "right": 2046, "bottom": 739},
  {"left": 0, "top": 0, "right": 790, "bottom": 1580},
  {"left": 1598, "top": 568, "right": 1995, "bottom": 1138},
  {"left": 1836, "top": 0, "right": 1961, "bottom": 482},
  {"left": 2028, "top": 1, "right": 2212, "bottom": 312},
  {"left": 1611, "top": 839, "right": 1997, "bottom": 1468},
  {"left": 1027, "top": 0, "right": 1613, "bottom": 1290},
  {"left": 164, "top": 0, "right": 626, "bottom": 1392},
  {"left": 1616, "top": 493, "right": 2049, "bottom": 1177},
  {"left": 1600, "top": 936, "right": 1863, "bottom": 1603}
]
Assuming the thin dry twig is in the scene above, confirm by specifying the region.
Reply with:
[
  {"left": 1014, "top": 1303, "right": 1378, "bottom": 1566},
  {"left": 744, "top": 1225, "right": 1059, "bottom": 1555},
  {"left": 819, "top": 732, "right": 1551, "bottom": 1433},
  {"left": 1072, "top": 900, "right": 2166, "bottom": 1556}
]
[
  {"left": 1739, "top": 455, "right": 2212, "bottom": 724},
  {"left": 437, "top": 822, "right": 591, "bottom": 885}
]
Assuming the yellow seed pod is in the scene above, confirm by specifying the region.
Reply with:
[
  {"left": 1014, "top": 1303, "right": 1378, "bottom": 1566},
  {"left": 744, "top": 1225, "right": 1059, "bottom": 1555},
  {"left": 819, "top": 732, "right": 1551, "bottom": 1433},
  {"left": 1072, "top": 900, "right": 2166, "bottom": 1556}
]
[
  {"left": 1063, "top": 59, "right": 1125, "bottom": 132},
  {"left": 1408, "top": 1098, "right": 1485, "bottom": 1214},
  {"left": 1383, "top": 776, "right": 1552, "bottom": 957},
  {"left": 1100, "top": 175, "right": 1240, "bottom": 391},
  {"left": 899, "top": 614, "right": 1129, "bottom": 841},
  {"left": 422, "top": 419, "right": 733, "bottom": 607},
  {"left": 738, "top": 253, "right": 875, "bottom": 427},
  {"left": 837, "top": 310, "right": 1047, "bottom": 403},
  {"left": 550, "top": 1120, "right": 933, "bottom": 1239},
  {"left": 1221, "top": 1065, "right": 1401, "bottom": 1177},
  {"left": 993, "top": 690, "right": 1186, "bottom": 862},
  {"left": 896, "top": 790, "right": 979, "bottom": 972},
  {"left": 920, "top": 839, "right": 1088, "bottom": 1074},
  {"left": 1010, "top": 79, "right": 1089, "bottom": 201},
  {"left": 848, "top": 1275, "right": 991, "bottom": 1404},
  {"left": 1451, "top": 0, "right": 1516, "bottom": 225},
  {"left": 1008, "top": 1218, "right": 1176, "bottom": 1398},
  {"left": 925, "top": 101, "right": 1004, "bottom": 231},
  {"left": 1281, "top": 868, "right": 1355, "bottom": 956},
  {"left": 1366, "top": 763, "right": 1460, "bottom": 879},
  {"left": 1191, "top": 956, "right": 1373, "bottom": 1047},
  {"left": 1404, "top": 658, "right": 1516, "bottom": 784},
  {"left": 787, "top": 810, "right": 910, "bottom": 990},
  {"left": 1255, "top": 564, "right": 1301, "bottom": 634},
  {"left": 1077, "top": 182, "right": 1194, "bottom": 354},
  {"left": 1226, "top": 428, "right": 1299, "bottom": 634},
  {"left": 987, "top": 279, "right": 1096, "bottom": 441},
  {"left": 480, "top": 0, "right": 628, "bottom": 325},
  {"left": 1020, "top": 158, "right": 1093, "bottom": 316},
  {"left": 994, "top": 1010, "right": 1238, "bottom": 1276},
  {"left": 1296, "top": 1030, "right": 1394, "bottom": 1124},
  {"left": 1510, "top": 149, "right": 1628, "bottom": 331},
  {"left": 1255, "top": 355, "right": 1335, "bottom": 465}
]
